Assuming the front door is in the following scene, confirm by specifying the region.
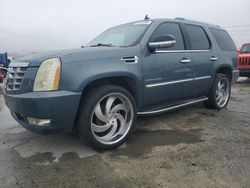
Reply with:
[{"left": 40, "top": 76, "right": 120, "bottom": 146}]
[{"left": 142, "top": 22, "right": 195, "bottom": 107}]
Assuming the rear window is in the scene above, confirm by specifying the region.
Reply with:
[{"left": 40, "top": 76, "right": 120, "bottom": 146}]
[
  {"left": 185, "top": 24, "right": 211, "bottom": 50},
  {"left": 209, "top": 28, "right": 237, "bottom": 51}
]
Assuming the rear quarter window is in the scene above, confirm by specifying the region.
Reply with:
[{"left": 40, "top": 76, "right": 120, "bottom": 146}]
[{"left": 209, "top": 28, "right": 237, "bottom": 51}]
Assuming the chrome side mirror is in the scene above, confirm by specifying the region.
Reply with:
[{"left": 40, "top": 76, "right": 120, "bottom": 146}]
[{"left": 148, "top": 34, "right": 176, "bottom": 52}]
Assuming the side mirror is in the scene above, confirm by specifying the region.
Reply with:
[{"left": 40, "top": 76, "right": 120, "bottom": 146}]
[{"left": 148, "top": 34, "right": 176, "bottom": 52}]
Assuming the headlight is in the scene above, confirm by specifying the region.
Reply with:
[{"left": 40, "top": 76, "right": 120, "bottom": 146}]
[{"left": 33, "top": 58, "right": 61, "bottom": 91}]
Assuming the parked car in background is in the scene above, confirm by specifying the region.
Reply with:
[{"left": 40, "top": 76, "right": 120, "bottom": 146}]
[
  {"left": 238, "top": 43, "right": 250, "bottom": 77},
  {"left": 0, "top": 53, "right": 9, "bottom": 83},
  {"left": 0, "top": 68, "right": 8, "bottom": 83},
  {"left": 4, "top": 18, "right": 239, "bottom": 150}
]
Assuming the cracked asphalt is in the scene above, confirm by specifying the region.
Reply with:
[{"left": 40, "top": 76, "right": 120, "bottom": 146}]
[{"left": 0, "top": 78, "right": 250, "bottom": 188}]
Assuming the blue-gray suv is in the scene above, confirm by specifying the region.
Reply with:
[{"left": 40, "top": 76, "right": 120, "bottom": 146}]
[{"left": 4, "top": 18, "right": 239, "bottom": 150}]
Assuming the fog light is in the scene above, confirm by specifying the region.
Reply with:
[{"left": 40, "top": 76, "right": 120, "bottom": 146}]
[{"left": 27, "top": 117, "right": 51, "bottom": 126}]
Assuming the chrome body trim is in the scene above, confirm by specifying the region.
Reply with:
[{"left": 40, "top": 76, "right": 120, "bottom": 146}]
[
  {"left": 137, "top": 98, "right": 209, "bottom": 115},
  {"left": 155, "top": 50, "right": 210, "bottom": 53},
  {"left": 194, "top": 76, "right": 211, "bottom": 80},
  {"left": 148, "top": 40, "right": 176, "bottom": 49},
  {"left": 146, "top": 76, "right": 211, "bottom": 88},
  {"left": 209, "top": 57, "right": 218, "bottom": 61},
  {"left": 9, "top": 62, "right": 30, "bottom": 67},
  {"left": 121, "top": 56, "right": 139, "bottom": 64},
  {"left": 180, "top": 59, "right": 191, "bottom": 63},
  {"left": 146, "top": 78, "right": 193, "bottom": 88},
  {"left": 149, "top": 41, "right": 176, "bottom": 46}
]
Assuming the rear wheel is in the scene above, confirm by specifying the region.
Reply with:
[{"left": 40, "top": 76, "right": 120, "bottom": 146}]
[
  {"left": 77, "top": 85, "right": 136, "bottom": 150},
  {"left": 204, "top": 73, "right": 231, "bottom": 109}
]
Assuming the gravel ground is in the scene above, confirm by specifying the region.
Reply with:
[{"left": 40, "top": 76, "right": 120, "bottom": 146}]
[{"left": 0, "top": 79, "right": 250, "bottom": 188}]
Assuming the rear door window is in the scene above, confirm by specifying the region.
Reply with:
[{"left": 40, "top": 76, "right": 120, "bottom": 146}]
[
  {"left": 210, "top": 28, "right": 237, "bottom": 51},
  {"left": 185, "top": 25, "right": 211, "bottom": 50},
  {"left": 150, "top": 22, "right": 185, "bottom": 50}
]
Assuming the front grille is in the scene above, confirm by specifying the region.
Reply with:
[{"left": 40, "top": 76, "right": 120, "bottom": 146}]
[
  {"left": 5, "top": 63, "right": 28, "bottom": 91},
  {"left": 238, "top": 57, "right": 250, "bottom": 68}
]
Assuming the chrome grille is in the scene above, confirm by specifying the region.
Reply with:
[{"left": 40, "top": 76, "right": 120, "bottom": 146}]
[{"left": 5, "top": 62, "right": 29, "bottom": 91}]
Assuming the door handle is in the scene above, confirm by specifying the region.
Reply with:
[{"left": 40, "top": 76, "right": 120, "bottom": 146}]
[
  {"left": 210, "top": 57, "right": 218, "bottom": 61},
  {"left": 180, "top": 58, "right": 191, "bottom": 64}
]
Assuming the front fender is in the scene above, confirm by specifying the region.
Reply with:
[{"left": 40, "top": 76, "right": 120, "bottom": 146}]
[
  {"left": 78, "top": 71, "right": 140, "bottom": 91},
  {"left": 59, "top": 58, "right": 144, "bottom": 107}
]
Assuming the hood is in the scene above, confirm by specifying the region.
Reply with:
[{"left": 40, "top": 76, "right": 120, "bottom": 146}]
[
  {"left": 238, "top": 52, "right": 250, "bottom": 58},
  {"left": 15, "top": 46, "right": 139, "bottom": 67}
]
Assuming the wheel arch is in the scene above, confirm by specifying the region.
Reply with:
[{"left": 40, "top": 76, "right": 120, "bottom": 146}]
[
  {"left": 215, "top": 65, "right": 233, "bottom": 81},
  {"left": 79, "top": 72, "right": 142, "bottom": 107}
]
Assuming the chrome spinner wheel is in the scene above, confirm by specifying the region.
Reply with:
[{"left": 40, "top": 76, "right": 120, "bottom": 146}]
[
  {"left": 216, "top": 77, "right": 230, "bottom": 108},
  {"left": 91, "top": 93, "right": 134, "bottom": 145}
]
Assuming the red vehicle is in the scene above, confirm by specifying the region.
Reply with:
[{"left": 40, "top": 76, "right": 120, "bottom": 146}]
[
  {"left": 0, "top": 67, "right": 8, "bottom": 83},
  {"left": 238, "top": 43, "right": 250, "bottom": 77}
]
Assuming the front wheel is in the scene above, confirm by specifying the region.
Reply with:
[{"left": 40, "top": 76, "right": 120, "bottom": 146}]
[
  {"left": 77, "top": 85, "right": 136, "bottom": 150},
  {"left": 204, "top": 73, "right": 231, "bottom": 109}
]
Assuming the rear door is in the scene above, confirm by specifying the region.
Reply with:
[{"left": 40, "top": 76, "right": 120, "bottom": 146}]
[{"left": 183, "top": 24, "right": 215, "bottom": 97}]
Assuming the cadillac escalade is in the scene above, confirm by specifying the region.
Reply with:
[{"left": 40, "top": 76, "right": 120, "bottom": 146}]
[{"left": 4, "top": 18, "right": 239, "bottom": 150}]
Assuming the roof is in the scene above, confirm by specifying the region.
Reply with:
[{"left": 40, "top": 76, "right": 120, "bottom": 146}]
[{"left": 147, "top": 18, "right": 222, "bottom": 29}]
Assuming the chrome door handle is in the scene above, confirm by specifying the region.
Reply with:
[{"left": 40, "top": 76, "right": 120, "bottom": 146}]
[
  {"left": 210, "top": 57, "right": 218, "bottom": 61},
  {"left": 180, "top": 59, "right": 191, "bottom": 64}
]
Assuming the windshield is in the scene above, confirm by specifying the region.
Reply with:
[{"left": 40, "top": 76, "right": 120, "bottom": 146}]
[
  {"left": 87, "top": 21, "right": 151, "bottom": 47},
  {"left": 240, "top": 44, "right": 250, "bottom": 53}
]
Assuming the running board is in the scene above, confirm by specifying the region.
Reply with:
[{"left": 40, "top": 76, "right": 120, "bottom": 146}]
[{"left": 137, "top": 98, "right": 208, "bottom": 115}]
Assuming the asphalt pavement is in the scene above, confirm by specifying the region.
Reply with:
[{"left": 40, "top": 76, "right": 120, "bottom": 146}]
[{"left": 0, "top": 79, "right": 250, "bottom": 188}]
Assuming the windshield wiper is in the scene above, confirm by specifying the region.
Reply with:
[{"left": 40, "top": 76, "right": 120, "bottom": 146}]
[{"left": 90, "top": 43, "right": 115, "bottom": 47}]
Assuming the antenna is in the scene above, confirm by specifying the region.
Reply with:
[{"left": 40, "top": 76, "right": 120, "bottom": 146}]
[{"left": 144, "top": 15, "right": 150, "bottom": 20}]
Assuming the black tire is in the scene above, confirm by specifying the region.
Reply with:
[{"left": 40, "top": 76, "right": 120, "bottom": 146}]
[
  {"left": 204, "top": 73, "right": 231, "bottom": 109},
  {"left": 76, "top": 85, "right": 137, "bottom": 150}
]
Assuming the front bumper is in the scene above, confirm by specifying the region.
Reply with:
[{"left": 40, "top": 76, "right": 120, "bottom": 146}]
[
  {"left": 4, "top": 90, "right": 81, "bottom": 133},
  {"left": 232, "top": 70, "right": 240, "bottom": 84},
  {"left": 239, "top": 68, "right": 250, "bottom": 77}
]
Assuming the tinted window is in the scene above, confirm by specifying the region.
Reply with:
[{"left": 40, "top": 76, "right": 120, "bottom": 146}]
[
  {"left": 185, "top": 25, "right": 210, "bottom": 50},
  {"left": 210, "top": 28, "right": 237, "bottom": 51},
  {"left": 150, "top": 23, "right": 185, "bottom": 50}
]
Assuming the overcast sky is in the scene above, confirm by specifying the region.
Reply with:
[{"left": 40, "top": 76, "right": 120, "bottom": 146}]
[{"left": 0, "top": 0, "right": 250, "bottom": 54}]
